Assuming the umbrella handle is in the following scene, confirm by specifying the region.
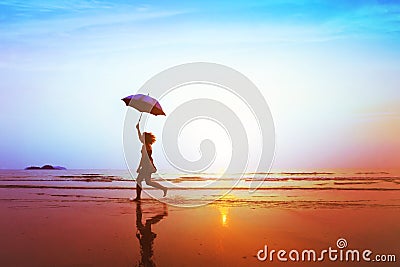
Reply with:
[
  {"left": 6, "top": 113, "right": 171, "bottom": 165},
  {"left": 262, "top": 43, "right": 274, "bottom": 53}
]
[{"left": 138, "top": 112, "right": 143, "bottom": 123}]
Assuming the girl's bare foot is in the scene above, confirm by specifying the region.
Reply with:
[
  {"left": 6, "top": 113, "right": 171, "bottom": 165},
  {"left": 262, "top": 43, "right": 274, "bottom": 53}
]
[{"left": 162, "top": 188, "right": 168, "bottom": 197}]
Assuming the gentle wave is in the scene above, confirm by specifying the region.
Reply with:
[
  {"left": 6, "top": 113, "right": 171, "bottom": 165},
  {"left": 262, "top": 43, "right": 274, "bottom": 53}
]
[{"left": 1, "top": 184, "right": 399, "bottom": 191}]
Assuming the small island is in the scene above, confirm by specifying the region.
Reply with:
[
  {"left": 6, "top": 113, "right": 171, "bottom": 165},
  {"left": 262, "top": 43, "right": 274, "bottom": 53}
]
[{"left": 25, "top": 165, "right": 67, "bottom": 170}]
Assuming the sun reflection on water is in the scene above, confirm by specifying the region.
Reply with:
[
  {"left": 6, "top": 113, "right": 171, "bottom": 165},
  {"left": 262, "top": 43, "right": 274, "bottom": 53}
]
[{"left": 219, "top": 206, "right": 229, "bottom": 227}]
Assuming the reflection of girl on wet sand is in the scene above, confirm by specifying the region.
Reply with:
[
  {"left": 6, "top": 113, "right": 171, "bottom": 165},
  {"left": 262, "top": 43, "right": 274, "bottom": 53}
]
[
  {"left": 134, "top": 122, "right": 167, "bottom": 201},
  {"left": 135, "top": 201, "right": 168, "bottom": 267}
]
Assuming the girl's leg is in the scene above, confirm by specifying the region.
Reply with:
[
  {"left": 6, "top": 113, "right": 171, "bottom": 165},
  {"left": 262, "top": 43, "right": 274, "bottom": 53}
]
[
  {"left": 145, "top": 175, "right": 168, "bottom": 197},
  {"left": 135, "top": 174, "right": 144, "bottom": 200}
]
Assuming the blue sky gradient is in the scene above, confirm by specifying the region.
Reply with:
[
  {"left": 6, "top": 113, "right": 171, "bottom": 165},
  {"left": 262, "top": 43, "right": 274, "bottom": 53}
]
[{"left": 1, "top": 0, "right": 399, "bottom": 169}]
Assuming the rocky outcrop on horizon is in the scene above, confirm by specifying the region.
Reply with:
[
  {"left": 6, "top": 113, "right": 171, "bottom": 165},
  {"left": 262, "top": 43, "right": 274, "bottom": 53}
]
[{"left": 25, "top": 165, "right": 67, "bottom": 170}]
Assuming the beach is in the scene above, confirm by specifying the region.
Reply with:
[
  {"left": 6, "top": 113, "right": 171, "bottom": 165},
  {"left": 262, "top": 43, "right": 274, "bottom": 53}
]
[{"left": 0, "top": 170, "right": 399, "bottom": 266}]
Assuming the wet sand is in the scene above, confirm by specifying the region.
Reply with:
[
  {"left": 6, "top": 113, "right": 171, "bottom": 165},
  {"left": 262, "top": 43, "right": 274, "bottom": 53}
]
[{"left": 0, "top": 187, "right": 398, "bottom": 266}]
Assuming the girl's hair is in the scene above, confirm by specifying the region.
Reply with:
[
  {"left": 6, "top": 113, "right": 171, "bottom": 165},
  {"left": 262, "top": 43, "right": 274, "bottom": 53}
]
[{"left": 144, "top": 132, "right": 156, "bottom": 145}]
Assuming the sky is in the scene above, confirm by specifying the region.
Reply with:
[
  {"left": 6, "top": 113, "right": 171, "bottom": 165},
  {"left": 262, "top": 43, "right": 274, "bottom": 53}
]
[{"left": 0, "top": 0, "right": 399, "bottom": 171}]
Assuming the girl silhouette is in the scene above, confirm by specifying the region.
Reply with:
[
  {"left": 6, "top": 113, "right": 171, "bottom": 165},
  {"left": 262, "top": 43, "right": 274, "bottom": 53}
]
[{"left": 134, "top": 122, "right": 167, "bottom": 201}]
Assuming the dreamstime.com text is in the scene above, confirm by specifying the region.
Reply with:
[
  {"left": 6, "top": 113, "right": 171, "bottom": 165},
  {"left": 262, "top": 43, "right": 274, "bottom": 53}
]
[{"left": 257, "top": 238, "right": 396, "bottom": 263}]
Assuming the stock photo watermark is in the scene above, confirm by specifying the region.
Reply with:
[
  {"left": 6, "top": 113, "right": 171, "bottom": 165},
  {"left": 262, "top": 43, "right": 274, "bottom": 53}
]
[
  {"left": 123, "top": 62, "right": 275, "bottom": 207},
  {"left": 257, "top": 238, "right": 397, "bottom": 263}
]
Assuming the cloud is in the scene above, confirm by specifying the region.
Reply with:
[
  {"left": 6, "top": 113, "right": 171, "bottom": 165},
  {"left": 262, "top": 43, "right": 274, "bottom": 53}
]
[{"left": 0, "top": 1, "right": 194, "bottom": 50}]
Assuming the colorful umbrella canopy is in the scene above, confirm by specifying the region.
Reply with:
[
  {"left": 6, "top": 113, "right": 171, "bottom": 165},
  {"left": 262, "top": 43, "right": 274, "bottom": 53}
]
[{"left": 122, "top": 94, "right": 166, "bottom": 116}]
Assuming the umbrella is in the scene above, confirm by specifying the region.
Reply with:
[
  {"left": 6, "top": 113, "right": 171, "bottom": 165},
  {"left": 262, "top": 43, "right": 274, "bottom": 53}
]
[{"left": 122, "top": 94, "right": 166, "bottom": 118}]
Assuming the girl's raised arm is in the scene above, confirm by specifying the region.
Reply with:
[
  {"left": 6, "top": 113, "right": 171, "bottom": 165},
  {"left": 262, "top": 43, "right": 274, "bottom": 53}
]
[{"left": 136, "top": 123, "right": 144, "bottom": 143}]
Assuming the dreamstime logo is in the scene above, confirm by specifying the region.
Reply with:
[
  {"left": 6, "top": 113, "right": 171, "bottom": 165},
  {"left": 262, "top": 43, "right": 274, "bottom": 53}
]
[
  {"left": 336, "top": 238, "right": 347, "bottom": 249},
  {"left": 123, "top": 62, "right": 275, "bottom": 207}
]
